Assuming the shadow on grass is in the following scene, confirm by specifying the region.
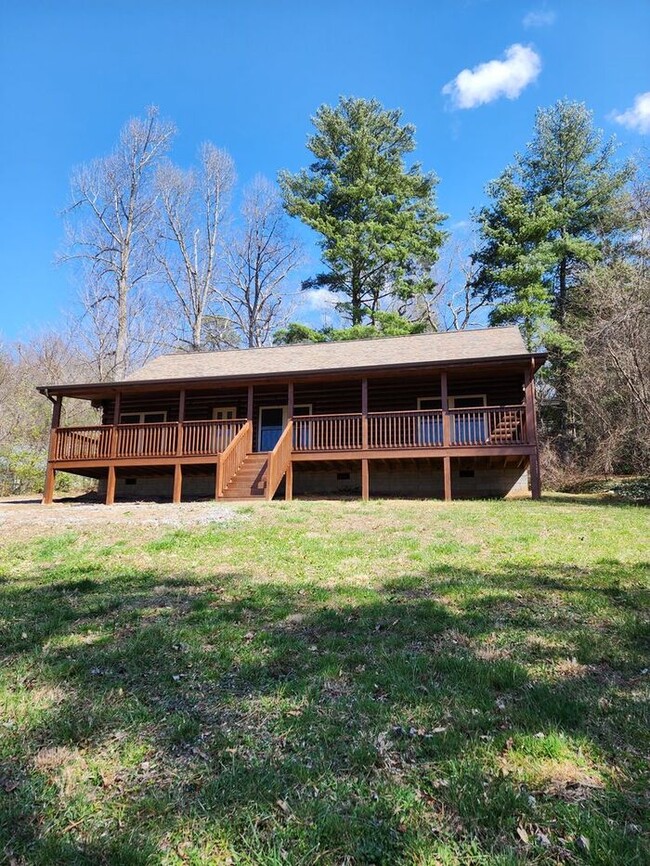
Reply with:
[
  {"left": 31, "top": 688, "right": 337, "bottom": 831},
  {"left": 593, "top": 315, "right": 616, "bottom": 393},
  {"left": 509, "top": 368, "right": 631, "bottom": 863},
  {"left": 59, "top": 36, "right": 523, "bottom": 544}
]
[
  {"left": 541, "top": 492, "right": 649, "bottom": 509},
  {"left": 1, "top": 559, "right": 648, "bottom": 865}
]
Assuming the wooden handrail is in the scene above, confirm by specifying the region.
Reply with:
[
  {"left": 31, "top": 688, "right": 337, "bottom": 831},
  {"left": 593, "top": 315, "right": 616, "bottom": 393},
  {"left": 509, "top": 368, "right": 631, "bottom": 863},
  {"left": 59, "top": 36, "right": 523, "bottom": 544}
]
[
  {"left": 217, "top": 421, "right": 252, "bottom": 497},
  {"left": 266, "top": 420, "right": 293, "bottom": 501}
]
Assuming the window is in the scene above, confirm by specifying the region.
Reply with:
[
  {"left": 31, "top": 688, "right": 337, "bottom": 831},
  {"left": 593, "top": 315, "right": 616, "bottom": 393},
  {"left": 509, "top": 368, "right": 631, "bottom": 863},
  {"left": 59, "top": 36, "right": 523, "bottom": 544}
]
[
  {"left": 212, "top": 407, "right": 237, "bottom": 421},
  {"left": 120, "top": 411, "right": 167, "bottom": 424},
  {"left": 417, "top": 395, "right": 488, "bottom": 445},
  {"left": 417, "top": 397, "right": 443, "bottom": 445},
  {"left": 450, "top": 395, "right": 487, "bottom": 445}
]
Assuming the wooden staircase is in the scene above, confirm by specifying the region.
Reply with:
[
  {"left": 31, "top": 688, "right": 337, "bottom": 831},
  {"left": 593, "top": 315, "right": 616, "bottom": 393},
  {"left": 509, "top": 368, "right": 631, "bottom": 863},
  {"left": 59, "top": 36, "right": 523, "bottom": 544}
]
[
  {"left": 221, "top": 452, "right": 269, "bottom": 500},
  {"left": 488, "top": 411, "right": 523, "bottom": 444}
]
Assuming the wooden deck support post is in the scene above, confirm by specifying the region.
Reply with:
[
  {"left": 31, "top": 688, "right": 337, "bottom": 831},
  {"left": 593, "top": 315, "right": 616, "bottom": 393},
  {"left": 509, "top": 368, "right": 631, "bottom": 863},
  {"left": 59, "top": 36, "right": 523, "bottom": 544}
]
[
  {"left": 106, "top": 465, "right": 116, "bottom": 505},
  {"left": 43, "top": 467, "right": 56, "bottom": 505},
  {"left": 443, "top": 456, "right": 452, "bottom": 502},
  {"left": 361, "top": 458, "right": 369, "bottom": 501},
  {"left": 215, "top": 457, "right": 222, "bottom": 500},
  {"left": 173, "top": 464, "right": 183, "bottom": 504},
  {"left": 524, "top": 363, "right": 541, "bottom": 500},
  {"left": 43, "top": 396, "right": 63, "bottom": 504},
  {"left": 285, "top": 462, "right": 293, "bottom": 500}
]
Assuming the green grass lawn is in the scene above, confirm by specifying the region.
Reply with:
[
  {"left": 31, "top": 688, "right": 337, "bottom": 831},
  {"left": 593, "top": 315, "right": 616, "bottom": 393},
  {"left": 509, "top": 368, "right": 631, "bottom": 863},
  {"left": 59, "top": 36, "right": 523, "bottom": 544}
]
[{"left": 1, "top": 497, "right": 648, "bottom": 865}]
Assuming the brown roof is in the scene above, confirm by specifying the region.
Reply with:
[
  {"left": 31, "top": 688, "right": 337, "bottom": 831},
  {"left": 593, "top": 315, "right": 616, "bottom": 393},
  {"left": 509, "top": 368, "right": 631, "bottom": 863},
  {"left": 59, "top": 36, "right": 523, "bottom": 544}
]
[
  {"left": 38, "top": 327, "right": 544, "bottom": 399},
  {"left": 125, "top": 326, "right": 530, "bottom": 383}
]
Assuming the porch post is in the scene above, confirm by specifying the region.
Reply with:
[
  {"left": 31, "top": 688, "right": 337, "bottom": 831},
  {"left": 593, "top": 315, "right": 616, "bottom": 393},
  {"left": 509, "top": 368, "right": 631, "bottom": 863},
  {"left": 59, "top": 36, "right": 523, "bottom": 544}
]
[
  {"left": 176, "top": 389, "right": 186, "bottom": 457},
  {"left": 110, "top": 391, "right": 121, "bottom": 458},
  {"left": 361, "top": 378, "right": 368, "bottom": 449},
  {"left": 287, "top": 381, "right": 294, "bottom": 418},
  {"left": 105, "top": 390, "right": 121, "bottom": 505},
  {"left": 361, "top": 458, "right": 369, "bottom": 500},
  {"left": 106, "top": 465, "right": 116, "bottom": 505},
  {"left": 440, "top": 370, "right": 450, "bottom": 446},
  {"left": 440, "top": 371, "right": 452, "bottom": 502},
  {"left": 43, "top": 396, "right": 63, "bottom": 504},
  {"left": 173, "top": 464, "right": 183, "bottom": 504},
  {"left": 524, "top": 363, "right": 541, "bottom": 500},
  {"left": 443, "top": 456, "right": 452, "bottom": 502},
  {"left": 247, "top": 385, "right": 254, "bottom": 451}
]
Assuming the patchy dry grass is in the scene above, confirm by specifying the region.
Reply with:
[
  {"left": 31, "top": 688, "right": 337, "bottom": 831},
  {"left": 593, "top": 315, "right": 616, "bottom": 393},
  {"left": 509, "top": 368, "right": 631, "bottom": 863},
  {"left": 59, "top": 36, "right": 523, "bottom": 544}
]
[{"left": 0, "top": 497, "right": 648, "bottom": 864}]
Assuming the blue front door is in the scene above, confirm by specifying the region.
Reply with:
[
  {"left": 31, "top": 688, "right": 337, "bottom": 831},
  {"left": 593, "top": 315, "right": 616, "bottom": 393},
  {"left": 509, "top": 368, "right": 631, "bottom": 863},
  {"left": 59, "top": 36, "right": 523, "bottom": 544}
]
[{"left": 259, "top": 407, "right": 285, "bottom": 451}]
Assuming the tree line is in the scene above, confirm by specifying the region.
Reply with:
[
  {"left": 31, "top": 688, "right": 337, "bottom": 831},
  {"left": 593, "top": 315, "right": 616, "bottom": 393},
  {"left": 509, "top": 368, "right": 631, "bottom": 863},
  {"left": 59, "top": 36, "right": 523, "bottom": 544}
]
[{"left": 1, "top": 97, "right": 648, "bottom": 493}]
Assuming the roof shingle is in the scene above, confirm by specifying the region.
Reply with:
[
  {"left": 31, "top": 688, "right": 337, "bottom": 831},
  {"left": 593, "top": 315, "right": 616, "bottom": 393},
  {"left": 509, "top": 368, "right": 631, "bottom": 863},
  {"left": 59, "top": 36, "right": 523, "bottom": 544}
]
[{"left": 123, "top": 326, "right": 529, "bottom": 383}]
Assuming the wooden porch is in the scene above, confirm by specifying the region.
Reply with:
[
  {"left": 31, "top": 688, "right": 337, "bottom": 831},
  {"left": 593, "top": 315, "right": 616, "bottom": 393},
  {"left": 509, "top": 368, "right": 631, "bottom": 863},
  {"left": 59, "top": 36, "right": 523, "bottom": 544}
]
[
  {"left": 44, "top": 406, "right": 537, "bottom": 504},
  {"left": 41, "top": 359, "right": 542, "bottom": 504}
]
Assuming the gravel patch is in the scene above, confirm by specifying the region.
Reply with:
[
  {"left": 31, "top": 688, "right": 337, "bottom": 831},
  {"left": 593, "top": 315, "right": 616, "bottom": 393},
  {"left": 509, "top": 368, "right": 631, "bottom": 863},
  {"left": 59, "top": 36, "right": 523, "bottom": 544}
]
[{"left": 0, "top": 496, "right": 245, "bottom": 539}]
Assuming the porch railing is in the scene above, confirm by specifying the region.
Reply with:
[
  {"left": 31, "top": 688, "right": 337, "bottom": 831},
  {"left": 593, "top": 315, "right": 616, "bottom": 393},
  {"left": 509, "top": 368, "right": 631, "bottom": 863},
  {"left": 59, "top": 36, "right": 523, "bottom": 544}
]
[
  {"left": 182, "top": 420, "right": 246, "bottom": 456},
  {"left": 449, "top": 406, "right": 526, "bottom": 446},
  {"left": 115, "top": 422, "right": 178, "bottom": 458},
  {"left": 293, "top": 413, "right": 362, "bottom": 451},
  {"left": 51, "top": 406, "right": 528, "bottom": 464},
  {"left": 52, "top": 419, "right": 246, "bottom": 462},
  {"left": 291, "top": 406, "right": 527, "bottom": 452},
  {"left": 52, "top": 426, "right": 113, "bottom": 461},
  {"left": 369, "top": 410, "right": 444, "bottom": 449}
]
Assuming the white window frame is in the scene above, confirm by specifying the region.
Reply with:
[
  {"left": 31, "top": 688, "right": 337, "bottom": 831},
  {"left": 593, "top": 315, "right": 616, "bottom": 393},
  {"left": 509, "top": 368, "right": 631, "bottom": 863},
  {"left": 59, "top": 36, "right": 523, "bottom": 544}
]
[
  {"left": 119, "top": 410, "right": 168, "bottom": 424},
  {"left": 417, "top": 395, "right": 487, "bottom": 409},
  {"left": 449, "top": 394, "right": 486, "bottom": 409},
  {"left": 212, "top": 406, "right": 238, "bottom": 421}
]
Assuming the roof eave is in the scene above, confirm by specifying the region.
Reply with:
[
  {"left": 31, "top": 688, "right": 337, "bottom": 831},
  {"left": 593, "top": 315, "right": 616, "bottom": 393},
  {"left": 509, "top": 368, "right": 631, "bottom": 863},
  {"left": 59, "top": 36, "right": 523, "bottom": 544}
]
[{"left": 37, "top": 351, "right": 548, "bottom": 399}]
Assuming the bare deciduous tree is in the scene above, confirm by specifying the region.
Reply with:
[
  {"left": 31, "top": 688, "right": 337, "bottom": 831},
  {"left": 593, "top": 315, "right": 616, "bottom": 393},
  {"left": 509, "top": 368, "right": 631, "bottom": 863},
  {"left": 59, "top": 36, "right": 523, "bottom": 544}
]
[
  {"left": 218, "top": 176, "right": 302, "bottom": 348},
  {"left": 0, "top": 332, "right": 98, "bottom": 494},
  {"left": 155, "top": 144, "right": 236, "bottom": 351},
  {"left": 568, "top": 261, "right": 650, "bottom": 473},
  {"left": 62, "top": 106, "right": 175, "bottom": 379},
  {"left": 425, "top": 233, "right": 489, "bottom": 331}
]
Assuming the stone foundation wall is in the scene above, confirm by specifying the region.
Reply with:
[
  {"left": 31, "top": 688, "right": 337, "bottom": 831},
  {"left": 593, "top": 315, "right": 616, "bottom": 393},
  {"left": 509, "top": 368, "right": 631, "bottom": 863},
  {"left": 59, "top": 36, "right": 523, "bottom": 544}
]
[
  {"left": 294, "top": 464, "right": 528, "bottom": 499},
  {"left": 97, "top": 461, "right": 529, "bottom": 501}
]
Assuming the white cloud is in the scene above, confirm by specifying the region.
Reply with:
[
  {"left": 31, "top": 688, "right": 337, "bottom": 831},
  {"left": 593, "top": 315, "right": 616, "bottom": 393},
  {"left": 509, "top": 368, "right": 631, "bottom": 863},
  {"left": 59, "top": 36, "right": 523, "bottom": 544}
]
[
  {"left": 442, "top": 44, "right": 542, "bottom": 110},
  {"left": 300, "top": 288, "right": 338, "bottom": 313},
  {"left": 523, "top": 8, "right": 556, "bottom": 28},
  {"left": 610, "top": 92, "right": 650, "bottom": 134}
]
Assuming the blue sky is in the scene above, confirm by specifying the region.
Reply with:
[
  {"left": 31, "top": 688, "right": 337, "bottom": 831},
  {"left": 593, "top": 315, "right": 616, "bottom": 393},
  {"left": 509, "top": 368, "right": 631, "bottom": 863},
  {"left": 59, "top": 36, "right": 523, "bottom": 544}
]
[{"left": 1, "top": 0, "right": 648, "bottom": 340}]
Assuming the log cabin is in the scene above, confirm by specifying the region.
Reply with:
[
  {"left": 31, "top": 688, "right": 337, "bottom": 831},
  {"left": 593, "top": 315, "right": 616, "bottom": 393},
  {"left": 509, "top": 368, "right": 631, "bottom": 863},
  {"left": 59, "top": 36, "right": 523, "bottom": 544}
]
[{"left": 38, "top": 326, "right": 546, "bottom": 504}]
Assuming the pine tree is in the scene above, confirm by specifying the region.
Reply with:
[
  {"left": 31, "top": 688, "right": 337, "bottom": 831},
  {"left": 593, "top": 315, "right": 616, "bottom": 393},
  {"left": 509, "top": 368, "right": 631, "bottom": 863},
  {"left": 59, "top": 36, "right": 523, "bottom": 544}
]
[
  {"left": 473, "top": 100, "right": 633, "bottom": 348},
  {"left": 472, "top": 100, "right": 634, "bottom": 449},
  {"left": 279, "top": 97, "right": 446, "bottom": 326}
]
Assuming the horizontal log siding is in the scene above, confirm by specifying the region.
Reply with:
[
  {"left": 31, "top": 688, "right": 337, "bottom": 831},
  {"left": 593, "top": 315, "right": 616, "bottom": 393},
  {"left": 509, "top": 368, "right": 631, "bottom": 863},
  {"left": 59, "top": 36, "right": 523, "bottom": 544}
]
[
  {"left": 102, "top": 390, "right": 249, "bottom": 425},
  {"left": 98, "top": 369, "right": 526, "bottom": 430}
]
